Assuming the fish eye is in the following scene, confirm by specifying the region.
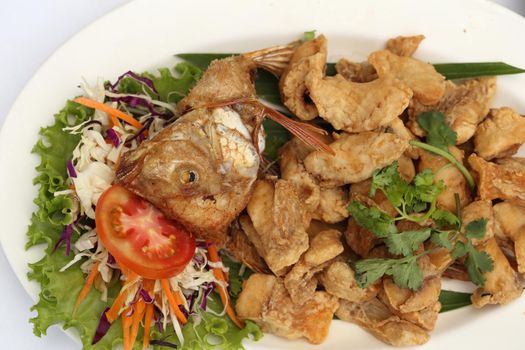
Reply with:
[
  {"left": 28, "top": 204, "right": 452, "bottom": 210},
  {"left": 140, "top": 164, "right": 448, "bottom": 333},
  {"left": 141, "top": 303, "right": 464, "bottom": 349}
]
[{"left": 180, "top": 170, "right": 198, "bottom": 184}]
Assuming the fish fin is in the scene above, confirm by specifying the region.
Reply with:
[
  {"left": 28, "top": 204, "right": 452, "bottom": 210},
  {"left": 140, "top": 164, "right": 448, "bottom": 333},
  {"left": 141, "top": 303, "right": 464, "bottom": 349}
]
[
  {"left": 243, "top": 42, "right": 300, "bottom": 77},
  {"left": 115, "top": 151, "right": 147, "bottom": 186},
  {"left": 263, "top": 107, "right": 335, "bottom": 155}
]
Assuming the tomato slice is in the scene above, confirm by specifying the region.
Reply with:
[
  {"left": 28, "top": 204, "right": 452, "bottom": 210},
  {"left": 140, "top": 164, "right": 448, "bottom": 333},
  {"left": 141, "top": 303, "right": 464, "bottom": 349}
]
[{"left": 95, "top": 185, "right": 196, "bottom": 279}]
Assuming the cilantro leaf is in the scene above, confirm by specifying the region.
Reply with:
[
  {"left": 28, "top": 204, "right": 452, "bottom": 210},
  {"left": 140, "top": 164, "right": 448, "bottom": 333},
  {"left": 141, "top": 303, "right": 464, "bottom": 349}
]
[
  {"left": 354, "top": 255, "right": 424, "bottom": 291},
  {"left": 431, "top": 209, "right": 460, "bottom": 228},
  {"left": 412, "top": 170, "right": 446, "bottom": 204},
  {"left": 384, "top": 229, "right": 432, "bottom": 256},
  {"left": 370, "top": 161, "right": 408, "bottom": 207},
  {"left": 416, "top": 111, "right": 457, "bottom": 151},
  {"left": 353, "top": 259, "right": 393, "bottom": 288},
  {"left": 391, "top": 257, "right": 424, "bottom": 290},
  {"left": 451, "top": 241, "right": 468, "bottom": 259},
  {"left": 465, "top": 218, "right": 488, "bottom": 240},
  {"left": 348, "top": 201, "right": 397, "bottom": 238},
  {"left": 430, "top": 230, "right": 453, "bottom": 250},
  {"left": 465, "top": 248, "right": 493, "bottom": 287}
]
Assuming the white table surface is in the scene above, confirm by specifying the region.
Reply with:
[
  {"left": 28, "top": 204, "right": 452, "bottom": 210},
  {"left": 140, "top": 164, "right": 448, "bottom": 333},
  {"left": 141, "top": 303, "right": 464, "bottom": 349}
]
[{"left": 0, "top": 0, "right": 524, "bottom": 349}]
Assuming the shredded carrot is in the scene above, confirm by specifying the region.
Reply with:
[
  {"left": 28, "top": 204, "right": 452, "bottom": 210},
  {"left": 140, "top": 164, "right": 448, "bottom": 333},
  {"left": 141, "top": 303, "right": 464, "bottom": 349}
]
[
  {"left": 130, "top": 300, "right": 146, "bottom": 349},
  {"left": 106, "top": 291, "right": 128, "bottom": 323},
  {"left": 122, "top": 307, "right": 133, "bottom": 350},
  {"left": 73, "top": 261, "right": 100, "bottom": 316},
  {"left": 207, "top": 245, "right": 245, "bottom": 328},
  {"left": 160, "top": 279, "right": 187, "bottom": 325},
  {"left": 142, "top": 303, "right": 154, "bottom": 350},
  {"left": 74, "top": 97, "right": 143, "bottom": 129},
  {"left": 69, "top": 184, "right": 76, "bottom": 191}
]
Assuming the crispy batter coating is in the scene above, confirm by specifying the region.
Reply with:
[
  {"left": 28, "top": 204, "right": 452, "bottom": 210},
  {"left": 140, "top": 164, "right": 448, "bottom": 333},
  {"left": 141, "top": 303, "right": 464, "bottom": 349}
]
[
  {"left": 228, "top": 216, "right": 270, "bottom": 273},
  {"left": 345, "top": 218, "right": 381, "bottom": 258},
  {"left": 474, "top": 107, "right": 525, "bottom": 160},
  {"left": 493, "top": 201, "right": 525, "bottom": 276},
  {"left": 409, "top": 78, "right": 496, "bottom": 144},
  {"left": 319, "top": 260, "right": 379, "bottom": 302},
  {"left": 304, "top": 132, "right": 408, "bottom": 187},
  {"left": 380, "top": 277, "right": 441, "bottom": 314},
  {"left": 236, "top": 273, "right": 339, "bottom": 344},
  {"left": 418, "top": 146, "right": 471, "bottom": 212},
  {"left": 386, "top": 35, "right": 425, "bottom": 57},
  {"left": 469, "top": 154, "right": 525, "bottom": 202},
  {"left": 314, "top": 187, "right": 349, "bottom": 223},
  {"left": 246, "top": 179, "right": 309, "bottom": 274},
  {"left": 305, "top": 53, "right": 412, "bottom": 132},
  {"left": 335, "top": 298, "right": 430, "bottom": 346},
  {"left": 335, "top": 58, "right": 378, "bottom": 83},
  {"left": 389, "top": 118, "right": 420, "bottom": 159},
  {"left": 369, "top": 50, "right": 445, "bottom": 105},
  {"left": 284, "top": 229, "right": 344, "bottom": 304},
  {"left": 471, "top": 238, "right": 523, "bottom": 308},
  {"left": 279, "top": 138, "right": 321, "bottom": 225},
  {"left": 279, "top": 35, "right": 327, "bottom": 120}
]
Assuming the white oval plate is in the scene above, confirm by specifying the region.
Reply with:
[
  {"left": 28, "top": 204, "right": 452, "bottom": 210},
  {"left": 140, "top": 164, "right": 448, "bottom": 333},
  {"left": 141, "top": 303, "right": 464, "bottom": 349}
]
[{"left": 1, "top": 0, "right": 525, "bottom": 349}]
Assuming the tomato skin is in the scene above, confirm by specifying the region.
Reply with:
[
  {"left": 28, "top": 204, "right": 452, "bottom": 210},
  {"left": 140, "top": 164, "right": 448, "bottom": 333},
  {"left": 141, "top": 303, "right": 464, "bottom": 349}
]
[{"left": 95, "top": 185, "right": 196, "bottom": 279}]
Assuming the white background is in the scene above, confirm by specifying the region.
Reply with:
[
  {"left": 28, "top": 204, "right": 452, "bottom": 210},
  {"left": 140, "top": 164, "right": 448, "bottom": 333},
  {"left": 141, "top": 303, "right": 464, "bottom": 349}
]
[{"left": 0, "top": 0, "right": 524, "bottom": 349}]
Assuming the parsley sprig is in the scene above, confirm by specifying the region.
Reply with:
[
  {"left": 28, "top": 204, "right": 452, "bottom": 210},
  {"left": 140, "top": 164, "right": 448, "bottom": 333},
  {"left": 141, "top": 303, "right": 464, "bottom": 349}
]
[{"left": 409, "top": 111, "right": 475, "bottom": 189}]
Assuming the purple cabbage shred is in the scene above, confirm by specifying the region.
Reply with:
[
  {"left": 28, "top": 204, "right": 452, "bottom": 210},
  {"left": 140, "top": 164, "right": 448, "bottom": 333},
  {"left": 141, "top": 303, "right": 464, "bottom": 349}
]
[
  {"left": 140, "top": 288, "right": 154, "bottom": 304},
  {"left": 108, "top": 95, "right": 168, "bottom": 118},
  {"left": 106, "top": 128, "right": 120, "bottom": 147},
  {"left": 195, "top": 241, "right": 211, "bottom": 249},
  {"left": 109, "top": 71, "right": 158, "bottom": 95},
  {"left": 107, "top": 253, "right": 116, "bottom": 265},
  {"left": 66, "top": 159, "right": 77, "bottom": 178},
  {"left": 200, "top": 283, "right": 215, "bottom": 310},
  {"left": 92, "top": 307, "right": 112, "bottom": 345},
  {"left": 52, "top": 224, "right": 73, "bottom": 256}
]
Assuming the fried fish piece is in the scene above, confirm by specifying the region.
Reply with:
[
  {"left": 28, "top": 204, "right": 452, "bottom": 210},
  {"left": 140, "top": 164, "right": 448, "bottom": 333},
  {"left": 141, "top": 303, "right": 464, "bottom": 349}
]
[
  {"left": 246, "top": 179, "right": 309, "bottom": 274},
  {"left": 319, "top": 260, "right": 379, "bottom": 302},
  {"left": 469, "top": 154, "right": 525, "bottom": 202},
  {"left": 279, "top": 35, "right": 327, "bottom": 120},
  {"left": 418, "top": 146, "right": 471, "bottom": 212},
  {"left": 474, "top": 107, "right": 525, "bottom": 160},
  {"left": 369, "top": 49, "right": 445, "bottom": 105},
  {"left": 236, "top": 273, "right": 339, "bottom": 344},
  {"left": 386, "top": 35, "right": 425, "bottom": 57},
  {"left": 314, "top": 187, "right": 350, "bottom": 223},
  {"left": 380, "top": 277, "right": 441, "bottom": 314},
  {"left": 335, "top": 58, "right": 377, "bottom": 83},
  {"left": 304, "top": 132, "right": 408, "bottom": 187},
  {"left": 284, "top": 229, "right": 344, "bottom": 304},
  {"left": 279, "top": 138, "right": 321, "bottom": 225},
  {"left": 408, "top": 78, "right": 496, "bottom": 144},
  {"left": 335, "top": 298, "right": 430, "bottom": 346},
  {"left": 493, "top": 201, "right": 525, "bottom": 276},
  {"left": 471, "top": 238, "right": 523, "bottom": 308},
  {"left": 305, "top": 53, "right": 412, "bottom": 132},
  {"left": 227, "top": 216, "right": 270, "bottom": 274},
  {"left": 345, "top": 218, "right": 381, "bottom": 258}
]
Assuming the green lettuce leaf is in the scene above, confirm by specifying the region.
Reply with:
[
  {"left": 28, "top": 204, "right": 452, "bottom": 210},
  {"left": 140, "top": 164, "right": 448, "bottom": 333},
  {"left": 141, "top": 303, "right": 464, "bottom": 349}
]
[{"left": 27, "top": 101, "right": 91, "bottom": 248}]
